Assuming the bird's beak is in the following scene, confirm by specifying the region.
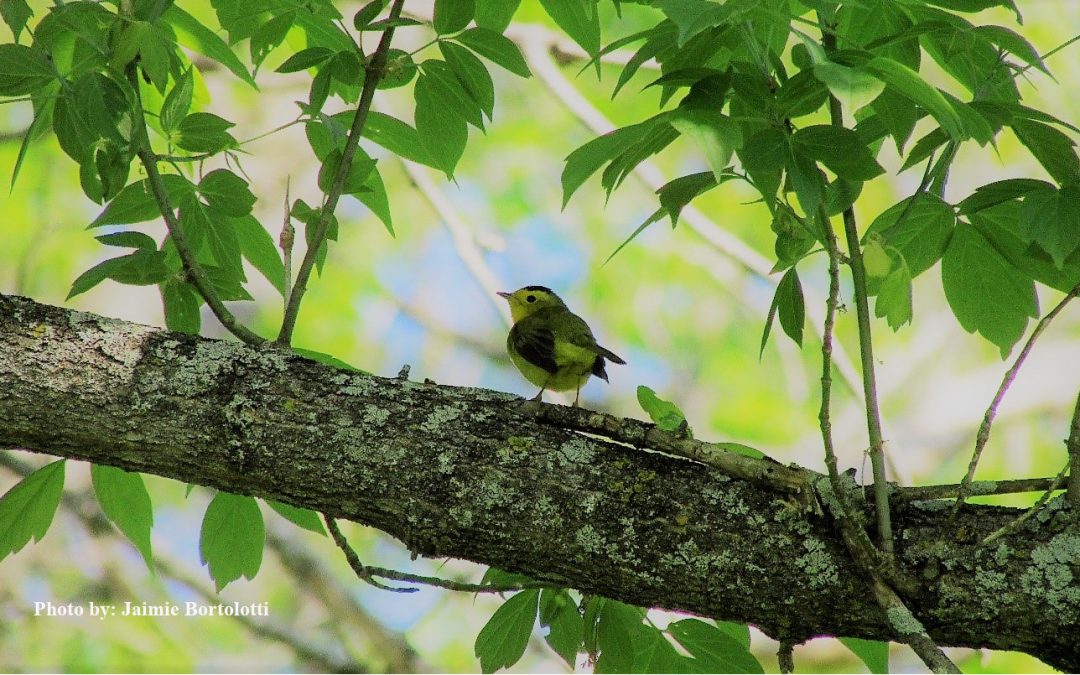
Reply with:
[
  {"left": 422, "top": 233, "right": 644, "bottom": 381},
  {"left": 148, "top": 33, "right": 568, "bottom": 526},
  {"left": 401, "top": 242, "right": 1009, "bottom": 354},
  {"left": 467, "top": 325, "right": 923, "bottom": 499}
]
[{"left": 496, "top": 291, "right": 511, "bottom": 299}]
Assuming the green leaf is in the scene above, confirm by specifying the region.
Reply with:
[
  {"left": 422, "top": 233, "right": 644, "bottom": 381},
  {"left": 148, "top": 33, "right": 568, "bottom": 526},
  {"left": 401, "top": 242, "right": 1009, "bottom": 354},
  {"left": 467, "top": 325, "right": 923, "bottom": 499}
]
[
  {"left": 0, "top": 0, "right": 33, "bottom": 42},
  {"left": 793, "top": 125, "right": 885, "bottom": 181},
  {"left": 454, "top": 27, "right": 531, "bottom": 78},
  {"left": 234, "top": 215, "right": 286, "bottom": 295},
  {"left": 668, "top": 618, "right": 764, "bottom": 673},
  {"left": 975, "top": 25, "right": 1048, "bottom": 75},
  {"left": 250, "top": 10, "right": 295, "bottom": 70},
  {"left": 0, "top": 460, "right": 65, "bottom": 561},
  {"left": 764, "top": 266, "right": 807, "bottom": 356},
  {"left": 739, "top": 127, "right": 788, "bottom": 175},
  {"left": 353, "top": 0, "right": 388, "bottom": 30},
  {"left": 970, "top": 203, "right": 1080, "bottom": 294},
  {"left": 562, "top": 119, "right": 659, "bottom": 207},
  {"left": 865, "top": 193, "right": 956, "bottom": 277},
  {"left": 632, "top": 627, "right": 684, "bottom": 673},
  {"left": 91, "top": 465, "right": 154, "bottom": 569},
  {"left": 137, "top": 22, "right": 177, "bottom": 94},
  {"left": 1011, "top": 119, "right": 1080, "bottom": 186},
  {"left": 265, "top": 500, "right": 327, "bottom": 536},
  {"left": 474, "top": 589, "right": 540, "bottom": 673},
  {"left": 0, "top": 43, "right": 55, "bottom": 96},
  {"left": 653, "top": 0, "right": 731, "bottom": 47},
  {"left": 600, "top": 123, "right": 677, "bottom": 197},
  {"left": 813, "top": 62, "right": 884, "bottom": 114},
  {"left": 356, "top": 165, "right": 395, "bottom": 237},
  {"left": 440, "top": 41, "right": 496, "bottom": 121},
  {"left": 362, "top": 111, "right": 435, "bottom": 166},
  {"left": 475, "top": 0, "right": 521, "bottom": 31},
  {"left": 317, "top": 148, "right": 377, "bottom": 195},
  {"left": 415, "top": 71, "right": 469, "bottom": 178},
  {"left": 786, "top": 149, "right": 825, "bottom": 217},
  {"left": 176, "top": 112, "right": 238, "bottom": 154},
  {"left": 307, "top": 67, "right": 332, "bottom": 114},
  {"left": 160, "top": 67, "right": 194, "bottom": 133},
  {"left": 942, "top": 223, "right": 1039, "bottom": 357},
  {"left": 434, "top": 0, "right": 474, "bottom": 34},
  {"left": 958, "top": 178, "right": 1050, "bottom": 216},
  {"left": 420, "top": 60, "right": 485, "bottom": 129},
  {"left": 481, "top": 566, "right": 537, "bottom": 587},
  {"left": 275, "top": 46, "right": 334, "bottom": 73},
  {"left": 872, "top": 88, "right": 919, "bottom": 154},
  {"left": 715, "top": 621, "right": 752, "bottom": 649},
  {"left": 839, "top": 637, "right": 890, "bottom": 674},
  {"left": 539, "top": 588, "right": 583, "bottom": 667},
  {"left": 669, "top": 107, "right": 741, "bottom": 183},
  {"left": 1019, "top": 184, "right": 1080, "bottom": 268},
  {"left": 68, "top": 250, "right": 171, "bottom": 299},
  {"left": 637, "top": 385, "right": 690, "bottom": 434},
  {"left": 595, "top": 600, "right": 644, "bottom": 673},
  {"left": 360, "top": 16, "right": 424, "bottom": 32},
  {"left": 180, "top": 193, "right": 240, "bottom": 272},
  {"left": 657, "top": 171, "right": 720, "bottom": 226},
  {"left": 96, "top": 231, "right": 157, "bottom": 251},
  {"left": 777, "top": 267, "right": 805, "bottom": 347},
  {"left": 161, "top": 279, "right": 202, "bottom": 334},
  {"left": 199, "top": 492, "right": 265, "bottom": 591},
  {"left": 899, "top": 128, "right": 949, "bottom": 173},
  {"left": 162, "top": 5, "right": 256, "bottom": 88},
  {"left": 199, "top": 169, "right": 256, "bottom": 217},
  {"left": 611, "top": 24, "right": 675, "bottom": 98},
  {"left": 539, "top": 0, "right": 600, "bottom": 60},
  {"left": 863, "top": 57, "right": 963, "bottom": 140},
  {"left": 91, "top": 175, "right": 196, "bottom": 228},
  {"left": 874, "top": 254, "right": 913, "bottom": 330}
]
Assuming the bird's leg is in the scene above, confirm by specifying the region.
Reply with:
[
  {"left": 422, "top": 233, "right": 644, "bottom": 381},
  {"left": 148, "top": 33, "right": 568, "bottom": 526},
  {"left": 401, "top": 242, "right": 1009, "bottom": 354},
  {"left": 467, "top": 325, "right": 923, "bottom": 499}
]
[{"left": 532, "top": 373, "right": 555, "bottom": 402}]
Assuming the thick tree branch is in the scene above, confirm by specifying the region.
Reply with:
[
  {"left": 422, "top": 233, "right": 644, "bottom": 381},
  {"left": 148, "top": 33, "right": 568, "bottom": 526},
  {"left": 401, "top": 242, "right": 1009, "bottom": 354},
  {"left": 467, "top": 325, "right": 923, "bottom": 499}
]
[{"left": 1, "top": 295, "right": 1079, "bottom": 671}]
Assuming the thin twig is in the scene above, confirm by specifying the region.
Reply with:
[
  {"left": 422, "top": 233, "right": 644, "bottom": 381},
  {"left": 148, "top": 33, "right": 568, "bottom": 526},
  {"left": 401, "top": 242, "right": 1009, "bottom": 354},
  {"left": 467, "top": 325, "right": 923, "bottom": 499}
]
[
  {"left": 125, "top": 66, "right": 265, "bottom": 346},
  {"left": 1068, "top": 390, "right": 1080, "bottom": 506},
  {"left": 324, "top": 515, "right": 418, "bottom": 592},
  {"left": 276, "top": 0, "right": 407, "bottom": 345},
  {"left": 280, "top": 177, "right": 294, "bottom": 309},
  {"left": 982, "top": 461, "right": 1071, "bottom": 545},
  {"left": 323, "top": 516, "right": 548, "bottom": 594},
  {"left": 894, "top": 476, "right": 1063, "bottom": 501},
  {"left": 954, "top": 284, "right": 1080, "bottom": 514},
  {"left": 820, "top": 19, "right": 892, "bottom": 554}
]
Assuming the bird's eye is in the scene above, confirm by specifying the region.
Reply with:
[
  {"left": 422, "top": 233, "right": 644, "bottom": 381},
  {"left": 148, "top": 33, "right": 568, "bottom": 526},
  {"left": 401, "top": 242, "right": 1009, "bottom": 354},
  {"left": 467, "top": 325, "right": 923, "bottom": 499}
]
[{"left": 526, "top": 295, "right": 536, "bottom": 303}]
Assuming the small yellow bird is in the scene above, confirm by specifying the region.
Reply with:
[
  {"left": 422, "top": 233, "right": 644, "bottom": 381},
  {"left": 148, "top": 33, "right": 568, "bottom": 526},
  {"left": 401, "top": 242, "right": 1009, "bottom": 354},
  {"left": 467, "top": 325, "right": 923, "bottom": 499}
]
[{"left": 497, "top": 285, "right": 626, "bottom": 406}]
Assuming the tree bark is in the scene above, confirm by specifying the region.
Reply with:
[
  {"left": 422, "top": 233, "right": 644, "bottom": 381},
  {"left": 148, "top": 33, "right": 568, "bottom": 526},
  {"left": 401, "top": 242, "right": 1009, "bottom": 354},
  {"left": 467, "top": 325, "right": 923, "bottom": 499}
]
[{"left": 1, "top": 294, "right": 1078, "bottom": 671}]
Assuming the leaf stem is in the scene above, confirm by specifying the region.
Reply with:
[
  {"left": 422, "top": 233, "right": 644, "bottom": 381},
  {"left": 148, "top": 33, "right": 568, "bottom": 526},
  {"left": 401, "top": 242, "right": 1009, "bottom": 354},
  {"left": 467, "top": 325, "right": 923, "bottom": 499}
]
[
  {"left": 276, "top": 0, "right": 407, "bottom": 346},
  {"left": 125, "top": 65, "right": 265, "bottom": 346}
]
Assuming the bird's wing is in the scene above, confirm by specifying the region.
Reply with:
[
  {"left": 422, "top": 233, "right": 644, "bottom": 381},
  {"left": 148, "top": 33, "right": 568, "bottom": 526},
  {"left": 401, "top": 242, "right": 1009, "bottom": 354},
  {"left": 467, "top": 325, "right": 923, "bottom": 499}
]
[
  {"left": 510, "top": 321, "right": 558, "bottom": 374},
  {"left": 558, "top": 313, "right": 626, "bottom": 365}
]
